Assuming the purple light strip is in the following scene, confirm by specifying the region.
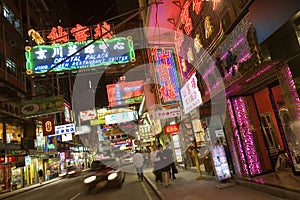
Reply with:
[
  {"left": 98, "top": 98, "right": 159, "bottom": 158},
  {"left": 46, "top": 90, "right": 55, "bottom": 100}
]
[
  {"left": 282, "top": 65, "right": 300, "bottom": 119},
  {"left": 233, "top": 97, "right": 262, "bottom": 175},
  {"left": 220, "top": 37, "right": 245, "bottom": 60},
  {"left": 245, "top": 65, "right": 272, "bottom": 83},
  {"left": 230, "top": 137, "right": 242, "bottom": 176},
  {"left": 227, "top": 99, "right": 249, "bottom": 176}
]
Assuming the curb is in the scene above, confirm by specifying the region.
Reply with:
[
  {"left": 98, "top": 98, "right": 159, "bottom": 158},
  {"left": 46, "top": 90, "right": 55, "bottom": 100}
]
[
  {"left": 144, "top": 174, "right": 164, "bottom": 200},
  {"left": 234, "top": 178, "right": 300, "bottom": 200}
]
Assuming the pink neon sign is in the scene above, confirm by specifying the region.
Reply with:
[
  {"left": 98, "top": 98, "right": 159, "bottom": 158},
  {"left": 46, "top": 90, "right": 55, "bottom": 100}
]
[{"left": 150, "top": 48, "right": 181, "bottom": 105}]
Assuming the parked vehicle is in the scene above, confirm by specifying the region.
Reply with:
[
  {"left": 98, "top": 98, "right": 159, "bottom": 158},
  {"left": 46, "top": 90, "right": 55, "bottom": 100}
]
[{"left": 83, "top": 158, "right": 125, "bottom": 194}]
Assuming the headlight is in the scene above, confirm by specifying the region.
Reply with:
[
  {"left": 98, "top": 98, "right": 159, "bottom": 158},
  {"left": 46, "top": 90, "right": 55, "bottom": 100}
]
[
  {"left": 108, "top": 172, "right": 118, "bottom": 180},
  {"left": 83, "top": 176, "right": 96, "bottom": 183},
  {"left": 59, "top": 172, "right": 67, "bottom": 177},
  {"left": 68, "top": 170, "right": 75, "bottom": 175}
]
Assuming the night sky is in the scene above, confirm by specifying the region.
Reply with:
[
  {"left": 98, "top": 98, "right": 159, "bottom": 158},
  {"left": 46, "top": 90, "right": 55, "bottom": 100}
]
[
  {"left": 249, "top": 0, "right": 300, "bottom": 43},
  {"left": 68, "top": 0, "right": 117, "bottom": 26}
]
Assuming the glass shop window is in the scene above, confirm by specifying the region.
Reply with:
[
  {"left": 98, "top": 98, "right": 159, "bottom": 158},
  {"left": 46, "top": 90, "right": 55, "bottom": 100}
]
[{"left": 6, "top": 123, "right": 23, "bottom": 144}]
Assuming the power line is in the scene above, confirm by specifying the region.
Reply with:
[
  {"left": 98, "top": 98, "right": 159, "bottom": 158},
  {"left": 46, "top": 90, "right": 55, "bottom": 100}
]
[{"left": 45, "top": 3, "right": 154, "bottom": 74}]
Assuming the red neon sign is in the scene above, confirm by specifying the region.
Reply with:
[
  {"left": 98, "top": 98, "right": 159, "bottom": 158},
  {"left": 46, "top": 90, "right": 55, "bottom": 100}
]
[
  {"left": 47, "top": 26, "right": 68, "bottom": 44},
  {"left": 46, "top": 22, "right": 113, "bottom": 44},
  {"left": 164, "top": 124, "right": 179, "bottom": 134},
  {"left": 193, "top": 0, "right": 203, "bottom": 14},
  {"left": 180, "top": 1, "right": 193, "bottom": 35},
  {"left": 94, "top": 22, "right": 113, "bottom": 39},
  {"left": 71, "top": 24, "right": 90, "bottom": 42}
]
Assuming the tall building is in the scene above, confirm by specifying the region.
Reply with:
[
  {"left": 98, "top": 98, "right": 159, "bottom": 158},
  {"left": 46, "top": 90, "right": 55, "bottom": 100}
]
[{"left": 0, "top": 0, "right": 71, "bottom": 192}]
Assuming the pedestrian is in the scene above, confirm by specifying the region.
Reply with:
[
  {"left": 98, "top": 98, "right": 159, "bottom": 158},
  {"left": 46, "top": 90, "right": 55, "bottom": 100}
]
[
  {"left": 165, "top": 143, "right": 178, "bottom": 179},
  {"left": 46, "top": 168, "right": 51, "bottom": 181},
  {"left": 38, "top": 168, "right": 44, "bottom": 184},
  {"left": 156, "top": 144, "right": 170, "bottom": 187},
  {"left": 161, "top": 142, "right": 173, "bottom": 187},
  {"left": 144, "top": 148, "right": 150, "bottom": 168},
  {"left": 150, "top": 145, "right": 162, "bottom": 184},
  {"left": 133, "top": 149, "right": 144, "bottom": 181}
]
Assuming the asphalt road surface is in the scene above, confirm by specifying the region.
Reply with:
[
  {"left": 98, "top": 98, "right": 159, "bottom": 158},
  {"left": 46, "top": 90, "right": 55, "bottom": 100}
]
[{"left": 4, "top": 168, "right": 159, "bottom": 200}]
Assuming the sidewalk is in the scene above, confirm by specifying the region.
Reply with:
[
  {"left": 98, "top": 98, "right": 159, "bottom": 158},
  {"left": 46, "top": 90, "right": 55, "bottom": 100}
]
[
  {"left": 143, "top": 168, "right": 300, "bottom": 200},
  {"left": 0, "top": 177, "right": 61, "bottom": 199}
]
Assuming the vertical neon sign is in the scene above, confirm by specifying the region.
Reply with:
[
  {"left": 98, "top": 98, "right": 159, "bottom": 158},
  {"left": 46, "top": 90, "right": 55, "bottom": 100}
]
[{"left": 151, "top": 48, "right": 181, "bottom": 106}]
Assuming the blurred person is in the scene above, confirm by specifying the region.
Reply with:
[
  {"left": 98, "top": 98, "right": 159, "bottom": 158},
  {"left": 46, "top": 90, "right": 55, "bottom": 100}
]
[
  {"left": 133, "top": 149, "right": 144, "bottom": 181},
  {"left": 46, "top": 168, "right": 51, "bottom": 181},
  {"left": 166, "top": 143, "right": 178, "bottom": 179},
  {"left": 151, "top": 145, "right": 162, "bottom": 184},
  {"left": 144, "top": 148, "right": 151, "bottom": 168},
  {"left": 38, "top": 168, "right": 44, "bottom": 184},
  {"left": 157, "top": 143, "right": 171, "bottom": 187}
]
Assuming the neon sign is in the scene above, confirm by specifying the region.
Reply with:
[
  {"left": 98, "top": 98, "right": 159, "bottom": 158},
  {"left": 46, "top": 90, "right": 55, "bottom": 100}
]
[
  {"left": 180, "top": 1, "right": 193, "bottom": 35},
  {"left": 46, "top": 22, "right": 113, "bottom": 44},
  {"left": 25, "top": 36, "right": 135, "bottom": 74},
  {"left": 164, "top": 124, "right": 180, "bottom": 134},
  {"left": 150, "top": 48, "right": 181, "bottom": 105},
  {"left": 193, "top": 0, "right": 204, "bottom": 15}
]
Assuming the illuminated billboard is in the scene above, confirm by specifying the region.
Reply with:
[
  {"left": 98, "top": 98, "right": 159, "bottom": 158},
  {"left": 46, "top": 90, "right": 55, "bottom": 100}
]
[
  {"left": 25, "top": 37, "right": 135, "bottom": 74},
  {"left": 149, "top": 48, "right": 181, "bottom": 106},
  {"left": 106, "top": 80, "right": 144, "bottom": 107}
]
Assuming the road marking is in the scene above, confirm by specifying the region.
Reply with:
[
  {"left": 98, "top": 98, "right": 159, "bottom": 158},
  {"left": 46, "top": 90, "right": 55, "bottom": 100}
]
[
  {"left": 70, "top": 192, "right": 81, "bottom": 200},
  {"left": 141, "top": 181, "right": 152, "bottom": 200}
]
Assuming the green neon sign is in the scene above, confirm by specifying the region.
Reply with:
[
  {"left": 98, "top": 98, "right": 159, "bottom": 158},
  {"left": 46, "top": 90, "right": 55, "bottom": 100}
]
[{"left": 25, "top": 36, "right": 135, "bottom": 74}]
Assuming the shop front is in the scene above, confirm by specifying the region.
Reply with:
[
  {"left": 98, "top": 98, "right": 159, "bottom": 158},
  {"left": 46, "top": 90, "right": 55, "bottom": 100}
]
[{"left": 225, "top": 62, "right": 300, "bottom": 177}]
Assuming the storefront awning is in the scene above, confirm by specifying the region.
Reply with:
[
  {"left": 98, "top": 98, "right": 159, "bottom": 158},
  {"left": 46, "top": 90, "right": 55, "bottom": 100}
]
[{"left": 226, "top": 61, "right": 281, "bottom": 97}]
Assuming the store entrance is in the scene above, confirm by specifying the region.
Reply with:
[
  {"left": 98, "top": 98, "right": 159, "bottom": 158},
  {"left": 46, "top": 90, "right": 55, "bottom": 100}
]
[{"left": 252, "top": 85, "right": 288, "bottom": 171}]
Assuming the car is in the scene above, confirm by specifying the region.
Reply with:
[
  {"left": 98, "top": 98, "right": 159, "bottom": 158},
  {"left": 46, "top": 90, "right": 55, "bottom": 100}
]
[
  {"left": 83, "top": 158, "right": 125, "bottom": 194},
  {"left": 121, "top": 154, "right": 133, "bottom": 166},
  {"left": 59, "top": 165, "right": 82, "bottom": 178}
]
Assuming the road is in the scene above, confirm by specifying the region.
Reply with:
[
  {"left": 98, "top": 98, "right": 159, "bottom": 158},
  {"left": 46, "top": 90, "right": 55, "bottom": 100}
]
[{"left": 4, "top": 168, "right": 159, "bottom": 200}]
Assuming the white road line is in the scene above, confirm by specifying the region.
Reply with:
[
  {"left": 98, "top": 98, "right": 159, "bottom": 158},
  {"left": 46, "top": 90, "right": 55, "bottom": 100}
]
[{"left": 70, "top": 192, "right": 81, "bottom": 200}]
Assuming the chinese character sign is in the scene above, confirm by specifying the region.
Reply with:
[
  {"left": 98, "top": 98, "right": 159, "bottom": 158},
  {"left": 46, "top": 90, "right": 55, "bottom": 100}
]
[
  {"left": 25, "top": 37, "right": 135, "bottom": 74},
  {"left": 150, "top": 48, "right": 181, "bottom": 106},
  {"left": 180, "top": 73, "right": 202, "bottom": 114}
]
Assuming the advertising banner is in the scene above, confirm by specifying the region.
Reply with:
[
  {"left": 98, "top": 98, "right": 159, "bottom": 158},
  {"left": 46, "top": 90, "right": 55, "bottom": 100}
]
[
  {"left": 25, "top": 37, "right": 135, "bottom": 74},
  {"left": 20, "top": 96, "right": 64, "bottom": 118},
  {"left": 106, "top": 80, "right": 144, "bottom": 107},
  {"left": 80, "top": 110, "right": 97, "bottom": 122},
  {"left": 54, "top": 123, "right": 75, "bottom": 136},
  {"left": 42, "top": 118, "right": 55, "bottom": 136},
  {"left": 180, "top": 73, "right": 202, "bottom": 114},
  {"left": 149, "top": 48, "right": 181, "bottom": 106},
  {"left": 164, "top": 124, "right": 179, "bottom": 134},
  {"left": 105, "top": 111, "right": 138, "bottom": 125},
  {"left": 152, "top": 108, "right": 181, "bottom": 120},
  {"left": 211, "top": 144, "right": 231, "bottom": 181}
]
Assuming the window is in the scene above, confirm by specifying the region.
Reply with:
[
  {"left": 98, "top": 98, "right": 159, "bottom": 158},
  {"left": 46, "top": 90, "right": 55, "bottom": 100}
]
[
  {"left": 3, "top": 4, "right": 21, "bottom": 33},
  {"left": 6, "top": 58, "right": 16, "bottom": 76},
  {"left": 3, "top": 4, "right": 14, "bottom": 24}
]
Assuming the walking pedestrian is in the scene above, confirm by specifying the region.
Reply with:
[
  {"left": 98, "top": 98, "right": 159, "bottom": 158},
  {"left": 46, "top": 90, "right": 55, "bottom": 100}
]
[
  {"left": 165, "top": 143, "right": 178, "bottom": 179},
  {"left": 150, "top": 145, "right": 162, "bottom": 184},
  {"left": 133, "top": 149, "right": 144, "bottom": 181},
  {"left": 38, "top": 168, "right": 44, "bottom": 184},
  {"left": 157, "top": 145, "right": 171, "bottom": 187}
]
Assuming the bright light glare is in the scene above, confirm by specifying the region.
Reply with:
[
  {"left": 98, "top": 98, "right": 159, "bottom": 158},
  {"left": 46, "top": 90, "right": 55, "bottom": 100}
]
[
  {"left": 83, "top": 176, "right": 96, "bottom": 183},
  {"left": 108, "top": 173, "right": 118, "bottom": 180}
]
